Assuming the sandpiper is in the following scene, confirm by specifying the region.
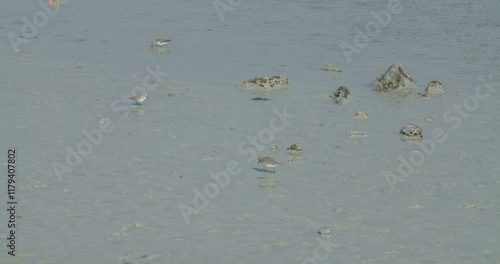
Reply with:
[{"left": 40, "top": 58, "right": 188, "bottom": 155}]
[
  {"left": 129, "top": 94, "right": 148, "bottom": 105},
  {"left": 151, "top": 39, "right": 171, "bottom": 47},
  {"left": 258, "top": 157, "right": 280, "bottom": 171}
]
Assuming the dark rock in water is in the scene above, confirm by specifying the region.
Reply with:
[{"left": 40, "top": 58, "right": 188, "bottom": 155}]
[
  {"left": 241, "top": 76, "right": 289, "bottom": 89},
  {"left": 330, "top": 86, "right": 351, "bottom": 103},
  {"left": 250, "top": 97, "right": 270, "bottom": 101},
  {"left": 372, "top": 64, "right": 416, "bottom": 91},
  {"left": 287, "top": 143, "right": 303, "bottom": 156},
  {"left": 400, "top": 123, "right": 423, "bottom": 138},
  {"left": 287, "top": 143, "right": 303, "bottom": 151},
  {"left": 426, "top": 81, "right": 445, "bottom": 93},
  {"left": 418, "top": 81, "right": 445, "bottom": 97}
]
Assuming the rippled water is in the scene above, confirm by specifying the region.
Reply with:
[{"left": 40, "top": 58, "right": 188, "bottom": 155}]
[{"left": 1, "top": 0, "right": 499, "bottom": 263}]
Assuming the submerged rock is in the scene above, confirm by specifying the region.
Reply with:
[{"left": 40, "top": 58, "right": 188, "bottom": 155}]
[
  {"left": 353, "top": 111, "right": 368, "bottom": 121},
  {"left": 287, "top": 144, "right": 303, "bottom": 151},
  {"left": 318, "top": 229, "right": 331, "bottom": 237},
  {"left": 241, "top": 76, "right": 289, "bottom": 89},
  {"left": 348, "top": 130, "right": 366, "bottom": 138},
  {"left": 250, "top": 97, "right": 270, "bottom": 101},
  {"left": 372, "top": 64, "right": 416, "bottom": 91},
  {"left": 320, "top": 64, "right": 343, "bottom": 72},
  {"left": 426, "top": 81, "right": 445, "bottom": 94},
  {"left": 330, "top": 86, "right": 351, "bottom": 104},
  {"left": 287, "top": 143, "right": 303, "bottom": 156},
  {"left": 400, "top": 123, "right": 423, "bottom": 139},
  {"left": 418, "top": 81, "right": 445, "bottom": 97}
]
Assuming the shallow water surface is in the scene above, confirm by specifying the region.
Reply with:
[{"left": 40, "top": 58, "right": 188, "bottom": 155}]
[{"left": 1, "top": 0, "right": 499, "bottom": 263}]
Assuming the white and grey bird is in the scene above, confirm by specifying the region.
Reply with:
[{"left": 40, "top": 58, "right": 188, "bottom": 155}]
[
  {"left": 258, "top": 156, "right": 280, "bottom": 171},
  {"left": 151, "top": 38, "right": 171, "bottom": 47},
  {"left": 129, "top": 94, "right": 148, "bottom": 105}
]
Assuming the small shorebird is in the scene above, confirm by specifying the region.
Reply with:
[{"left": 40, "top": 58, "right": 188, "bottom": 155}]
[
  {"left": 258, "top": 157, "right": 280, "bottom": 171},
  {"left": 129, "top": 94, "right": 148, "bottom": 105},
  {"left": 151, "top": 39, "right": 171, "bottom": 47}
]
